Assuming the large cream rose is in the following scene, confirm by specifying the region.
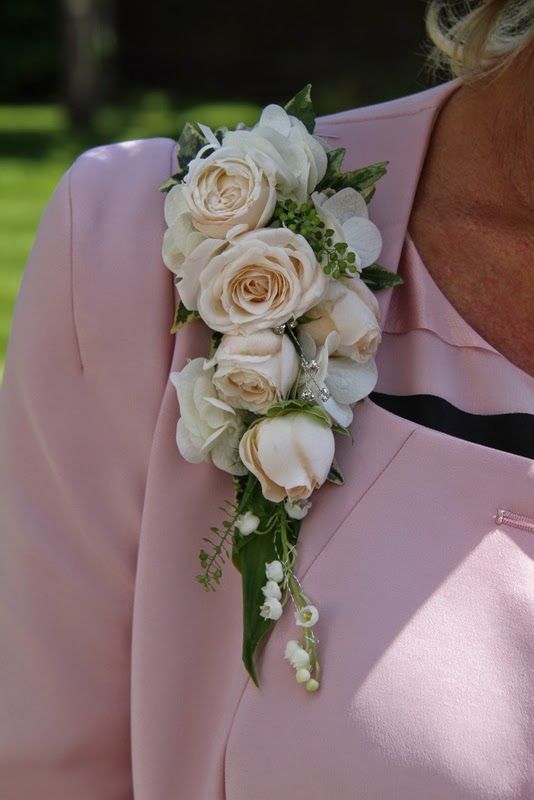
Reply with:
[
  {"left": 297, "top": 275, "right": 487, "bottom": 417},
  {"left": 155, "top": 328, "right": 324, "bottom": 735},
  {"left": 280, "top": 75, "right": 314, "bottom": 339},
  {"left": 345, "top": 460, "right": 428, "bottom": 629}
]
[
  {"left": 223, "top": 104, "right": 329, "bottom": 203},
  {"left": 180, "top": 145, "right": 278, "bottom": 238},
  {"left": 299, "top": 276, "right": 381, "bottom": 363},
  {"left": 239, "top": 412, "right": 335, "bottom": 502},
  {"left": 207, "top": 330, "right": 299, "bottom": 414},
  {"left": 178, "top": 227, "right": 329, "bottom": 335},
  {"left": 169, "top": 358, "right": 247, "bottom": 475}
]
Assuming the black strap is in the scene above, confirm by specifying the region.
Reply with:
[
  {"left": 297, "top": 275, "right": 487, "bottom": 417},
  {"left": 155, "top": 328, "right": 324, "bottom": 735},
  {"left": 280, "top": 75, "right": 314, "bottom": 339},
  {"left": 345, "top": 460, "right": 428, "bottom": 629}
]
[{"left": 369, "top": 391, "right": 534, "bottom": 460}]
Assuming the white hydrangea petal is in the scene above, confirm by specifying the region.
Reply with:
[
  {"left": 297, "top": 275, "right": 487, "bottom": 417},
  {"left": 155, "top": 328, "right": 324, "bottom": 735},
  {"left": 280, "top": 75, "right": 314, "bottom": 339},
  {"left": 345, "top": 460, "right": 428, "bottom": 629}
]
[
  {"left": 322, "top": 396, "right": 353, "bottom": 427},
  {"left": 322, "top": 186, "right": 368, "bottom": 223},
  {"left": 326, "top": 356, "right": 378, "bottom": 405},
  {"left": 342, "top": 217, "right": 383, "bottom": 268}
]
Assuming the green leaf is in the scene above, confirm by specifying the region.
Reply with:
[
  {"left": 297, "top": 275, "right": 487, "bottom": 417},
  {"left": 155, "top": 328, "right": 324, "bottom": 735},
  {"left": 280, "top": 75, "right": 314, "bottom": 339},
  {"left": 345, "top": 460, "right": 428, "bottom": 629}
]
[
  {"left": 315, "top": 147, "right": 346, "bottom": 192},
  {"left": 283, "top": 83, "right": 316, "bottom": 134},
  {"left": 327, "top": 458, "right": 345, "bottom": 485},
  {"left": 360, "top": 263, "right": 405, "bottom": 291},
  {"left": 177, "top": 121, "right": 209, "bottom": 167},
  {"left": 157, "top": 172, "right": 183, "bottom": 193},
  {"left": 170, "top": 301, "right": 201, "bottom": 334},
  {"left": 237, "top": 504, "right": 301, "bottom": 686},
  {"left": 316, "top": 158, "right": 388, "bottom": 201}
]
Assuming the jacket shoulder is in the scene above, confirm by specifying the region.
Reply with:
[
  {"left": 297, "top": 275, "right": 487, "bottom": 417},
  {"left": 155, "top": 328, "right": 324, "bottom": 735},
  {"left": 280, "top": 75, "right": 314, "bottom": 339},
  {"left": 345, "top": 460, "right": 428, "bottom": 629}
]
[
  {"left": 66, "top": 136, "right": 177, "bottom": 379},
  {"left": 315, "top": 79, "right": 462, "bottom": 127}
]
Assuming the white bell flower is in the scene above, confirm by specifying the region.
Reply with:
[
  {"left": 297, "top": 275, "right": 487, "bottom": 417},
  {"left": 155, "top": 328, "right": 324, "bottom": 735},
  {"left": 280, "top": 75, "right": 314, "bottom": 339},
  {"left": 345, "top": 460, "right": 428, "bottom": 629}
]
[
  {"left": 261, "top": 580, "right": 282, "bottom": 600},
  {"left": 295, "top": 604, "right": 319, "bottom": 627},
  {"left": 265, "top": 560, "right": 284, "bottom": 583},
  {"left": 235, "top": 511, "right": 260, "bottom": 535},
  {"left": 295, "top": 668, "right": 311, "bottom": 683},
  {"left": 284, "top": 639, "right": 301, "bottom": 662},
  {"left": 285, "top": 497, "right": 312, "bottom": 520},
  {"left": 259, "top": 596, "right": 283, "bottom": 621}
]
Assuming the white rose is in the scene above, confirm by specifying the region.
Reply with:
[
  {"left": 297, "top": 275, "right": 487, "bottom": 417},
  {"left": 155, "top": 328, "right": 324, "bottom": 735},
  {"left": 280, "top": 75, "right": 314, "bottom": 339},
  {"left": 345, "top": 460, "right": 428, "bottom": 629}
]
[
  {"left": 179, "top": 145, "right": 278, "bottom": 238},
  {"left": 223, "top": 104, "right": 328, "bottom": 203},
  {"left": 169, "top": 358, "right": 247, "bottom": 476},
  {"left": 206, "top": 330, "right": 299, "bottom": 414},
  {"left": 299, "top": 277, "right": 381, "bottom": 363},
  {"left": 239, "top": 412, "right": 335, "bottom": 503},
  {"left": 162, "top": 184, "right": 208, "bottom": 276},
  {"left": 178, "top": 227, "right": 329, "bottom": 335},
  {"left": 311, "top": 186, "right": 383, "bottom": 269}
]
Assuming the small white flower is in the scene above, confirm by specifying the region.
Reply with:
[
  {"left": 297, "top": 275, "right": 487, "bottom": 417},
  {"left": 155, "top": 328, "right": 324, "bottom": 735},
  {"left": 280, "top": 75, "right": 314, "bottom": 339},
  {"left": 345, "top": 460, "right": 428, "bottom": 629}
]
[
  {"left": 295, "top": 604, "right": 319, "bottom": 627},
  {"left": 284, "top": 639, "right": 300, "bottom": 662},
  {"left": 261, "top": 580, "right": 282, "bottom": 600},
  {"left": 306, "top": 678, "right": 320, "bottom": 692},
  {"left": 295, "top": 668, "right": 311, "bottom": 683},
  {"left": 289, "top": 647, "right": 311, "bottom": 670},
  {"left": 259, "top": 596, "right": 283, "bottom": 621},
  {"left": 265, "top": 560, "right": 284, "bottom": 583},
  {"left": 235, "top": 511, "right": 260, "bottom": 535},
  {"left": 284, "top": 497, "right": 312, "bottom": 520}
]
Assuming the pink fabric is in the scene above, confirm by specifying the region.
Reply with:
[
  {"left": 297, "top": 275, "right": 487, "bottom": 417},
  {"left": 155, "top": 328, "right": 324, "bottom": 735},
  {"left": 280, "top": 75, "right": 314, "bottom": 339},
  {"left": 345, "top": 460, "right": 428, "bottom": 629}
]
[
  {"left": 375, "top": 232, "right": 534, "bottom": 414},
  {"left": 1, "top": 78, "right": 533, "bottom": 800}
]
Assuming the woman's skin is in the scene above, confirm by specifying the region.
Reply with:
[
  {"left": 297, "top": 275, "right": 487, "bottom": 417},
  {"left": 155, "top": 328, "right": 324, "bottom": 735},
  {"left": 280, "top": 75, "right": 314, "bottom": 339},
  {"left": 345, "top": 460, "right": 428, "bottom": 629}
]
[{"left": 408, "top": 42, "right": 534, "bottom": 378}]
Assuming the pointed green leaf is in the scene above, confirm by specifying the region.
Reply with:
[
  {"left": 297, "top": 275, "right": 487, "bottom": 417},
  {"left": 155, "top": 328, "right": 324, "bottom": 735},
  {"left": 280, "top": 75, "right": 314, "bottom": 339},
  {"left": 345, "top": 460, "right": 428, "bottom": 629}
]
[
  {"left": 170, "top": 301, "right": 201, "bottom": 334},
  {"left": 360, "top": 263, "right": 405, "bottom": 291},
  {"left": 327, "top": 458, "right": 345, "bottom": 485},
  {"left": 315, "top": 147, "right": 346, "bottom": 192},
  {"left": 283, "top": 83, "right": 316, "bottom": 134}
]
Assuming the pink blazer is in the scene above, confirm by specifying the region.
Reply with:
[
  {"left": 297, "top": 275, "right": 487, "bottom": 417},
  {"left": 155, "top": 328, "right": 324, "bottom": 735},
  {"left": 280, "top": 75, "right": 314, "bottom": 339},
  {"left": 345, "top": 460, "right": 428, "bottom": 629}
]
[{"left": 1, "top": 77, "right": 533, "bottom": 799}]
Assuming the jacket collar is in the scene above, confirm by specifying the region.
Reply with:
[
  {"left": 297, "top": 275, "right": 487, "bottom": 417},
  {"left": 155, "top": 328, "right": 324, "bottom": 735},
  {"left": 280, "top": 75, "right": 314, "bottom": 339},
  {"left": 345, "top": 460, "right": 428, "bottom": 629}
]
[{"left": 314, "top": 77, "right": 464, "bottom": 325}]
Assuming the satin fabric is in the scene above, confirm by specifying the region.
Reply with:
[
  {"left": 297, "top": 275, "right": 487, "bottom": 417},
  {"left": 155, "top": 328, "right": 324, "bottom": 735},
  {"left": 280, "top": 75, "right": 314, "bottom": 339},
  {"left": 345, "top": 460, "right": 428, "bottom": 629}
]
[{"left": 1, "top": 77, "right": 533, "bottom": 799}]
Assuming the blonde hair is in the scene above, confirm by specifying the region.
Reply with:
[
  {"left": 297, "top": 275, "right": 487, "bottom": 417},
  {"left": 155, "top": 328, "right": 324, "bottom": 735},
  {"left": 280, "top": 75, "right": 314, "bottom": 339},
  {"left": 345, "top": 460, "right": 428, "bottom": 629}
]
[{"left": 425, "top": 0, "right": 534, "bottom": 80}]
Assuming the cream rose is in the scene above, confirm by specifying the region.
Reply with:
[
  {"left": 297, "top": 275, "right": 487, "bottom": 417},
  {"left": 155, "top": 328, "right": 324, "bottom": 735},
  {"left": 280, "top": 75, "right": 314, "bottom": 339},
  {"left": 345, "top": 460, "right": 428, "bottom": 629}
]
[
  {"left": 239, "top": 412, "right": 335, "bottom": 502},
  {"left": 207, "top": 330, "right": 299, "bottom": 414},
  {"left": 223, "top": 104, "right": 329, "bottom": 203},
  {"left": 299, "top": 276, "right": 381, "bottom": 363},
  {"left": 180, "top": 145, "right": 278, "bottom": 238},
  {"left": 169, "top": 358, "right": 247, "bottom": 475},
  {"left": 162, "top": 184, "right": 208, "bottom": 276},
  {"left": 178, "top": 227, "right": 329, "bottom": 335}
]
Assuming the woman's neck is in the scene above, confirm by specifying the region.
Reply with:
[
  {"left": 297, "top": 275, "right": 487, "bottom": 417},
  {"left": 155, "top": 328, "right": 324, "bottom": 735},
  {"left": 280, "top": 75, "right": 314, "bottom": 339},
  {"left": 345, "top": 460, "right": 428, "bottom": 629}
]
[{"left": 408, "top": 44, "right": 534, "bottom": 378}]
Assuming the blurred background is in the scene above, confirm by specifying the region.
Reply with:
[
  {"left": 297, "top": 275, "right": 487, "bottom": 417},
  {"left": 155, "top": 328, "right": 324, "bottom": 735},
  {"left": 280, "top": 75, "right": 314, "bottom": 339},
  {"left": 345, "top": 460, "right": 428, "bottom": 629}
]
[{"left": 0, "top": 0, "right": 441, "bottom": 376}]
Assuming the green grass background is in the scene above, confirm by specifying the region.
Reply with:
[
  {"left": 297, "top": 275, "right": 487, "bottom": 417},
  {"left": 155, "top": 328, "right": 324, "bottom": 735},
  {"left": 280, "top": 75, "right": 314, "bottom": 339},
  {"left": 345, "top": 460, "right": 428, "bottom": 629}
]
[{"left": 0, "top": 96, "right": 261, "bottom": 380}]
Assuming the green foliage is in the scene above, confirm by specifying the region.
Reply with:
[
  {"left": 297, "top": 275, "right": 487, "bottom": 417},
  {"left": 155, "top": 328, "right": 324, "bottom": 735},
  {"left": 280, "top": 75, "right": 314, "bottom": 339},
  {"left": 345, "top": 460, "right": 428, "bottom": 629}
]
[
  {"left": 158, "top": 121, "right": 209, "bottom": 192},
  {"left": 316, "top": 151, "right": 388, "bottom": 202},
  {"left": 283, "top": 83, "right": 316, "bottom": 134},
  {"left": 327, "top": 458, "right": 345, "bottom": 485},
  {"left": 264, "top": 398, "right": 353, "bottom": 440},
  {"left": 360, "top": 262, "right": 404, "bottom": 290},
  {"left": 232, "top": 492, "right": 301, "bottom": 686},
  {"left": 170, "top": 300, "right": 201, "bottom": 333}
]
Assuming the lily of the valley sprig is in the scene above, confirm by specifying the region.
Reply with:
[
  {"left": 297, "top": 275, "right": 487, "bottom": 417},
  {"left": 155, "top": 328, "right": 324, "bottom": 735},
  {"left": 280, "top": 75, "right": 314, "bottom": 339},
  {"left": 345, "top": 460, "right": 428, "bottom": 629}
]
[{"left": 158, "top": 84, "right": 403, "bottom": 692}]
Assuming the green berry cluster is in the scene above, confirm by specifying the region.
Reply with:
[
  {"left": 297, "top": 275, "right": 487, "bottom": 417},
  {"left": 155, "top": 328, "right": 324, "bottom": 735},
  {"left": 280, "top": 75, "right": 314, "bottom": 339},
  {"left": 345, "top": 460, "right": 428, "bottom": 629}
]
[{"left": 272, "top": 198, "right": 359, "bottom": 279}]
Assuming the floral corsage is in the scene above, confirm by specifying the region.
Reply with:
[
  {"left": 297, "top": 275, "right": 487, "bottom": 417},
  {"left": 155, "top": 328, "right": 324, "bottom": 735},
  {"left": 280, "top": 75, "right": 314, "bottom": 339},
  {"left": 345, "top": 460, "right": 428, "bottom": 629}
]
[{"left": 159, "top": 85, "right": 402, "bottom": 693}]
